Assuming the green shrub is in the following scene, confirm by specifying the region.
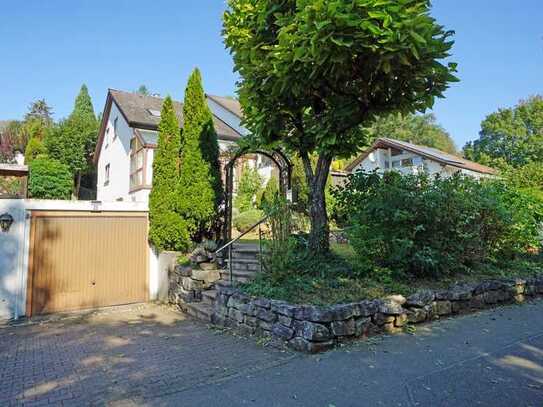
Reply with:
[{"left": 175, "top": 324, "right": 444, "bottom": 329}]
[
  {"left": 233, "top": 209, "right": 264, "bottom": 233},
  {"left": 28, "top": 157, "right": 73, "bottom": 199},
  {"left": 234, "top": 164, "right": 262, "bottom": 212},
  {"left": 334, "top": 172, "right": 543, "bottom": 278},
  {"left": 256, "top": 174, "right": 279, "bottom": 210},
  {"left": 24, "top": 137, "right": 47, "bottom": 165}
]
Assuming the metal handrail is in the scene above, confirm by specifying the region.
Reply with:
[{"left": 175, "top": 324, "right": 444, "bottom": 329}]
[{"left": 215, "top": 215, "right": 269, "bottom": 284}]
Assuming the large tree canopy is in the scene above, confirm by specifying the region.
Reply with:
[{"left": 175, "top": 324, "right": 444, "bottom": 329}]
[
  {"left": 224, "top": 0, "right": 457, "bottom": 252},
  {"left": 365, "top": 112, "right": 457, "bottom": 154},
  {"left": 464, "top": 96, "right": 543, "bottom": 168}
]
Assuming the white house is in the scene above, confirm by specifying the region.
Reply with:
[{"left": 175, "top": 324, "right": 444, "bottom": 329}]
[
  {"left": 94, "top": 89, "right": 273, "bottom": 203},
  {"left": 345, "top": 138, "right": 496, "bottom": 179}
]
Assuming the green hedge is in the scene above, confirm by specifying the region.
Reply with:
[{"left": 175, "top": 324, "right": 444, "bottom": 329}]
[
  {"left": 234, "top": 209, "right": 264, "bottom": 234},
  {"left": 334, "top": 172, "right": 543, "bottom": 278},
  {"left": 28, "top": 157, "right": 73, "bottom": 199}
]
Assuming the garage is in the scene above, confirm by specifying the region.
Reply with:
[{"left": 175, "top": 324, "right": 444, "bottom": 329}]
[{"left": 26, "top": 211, "right": 149, "bottom": 316}]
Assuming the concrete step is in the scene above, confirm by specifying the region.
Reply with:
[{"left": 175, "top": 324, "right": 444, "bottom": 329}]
[
  {"left": 227, "top": 261, "right": 261, "bottom": 273},
  {"left": 181, "top": 302, "right": 214, "bottom": 323},
  {"left": 219, "top": 269, "right": 257, "bottom": 284}
]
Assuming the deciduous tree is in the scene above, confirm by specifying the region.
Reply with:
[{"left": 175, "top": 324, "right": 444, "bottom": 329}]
[
  {"left": 224, "top": 0, "right": 457, "bottom": 252},
  {"left": 464, "top": 96, "right": 543, "bottom": 167}
]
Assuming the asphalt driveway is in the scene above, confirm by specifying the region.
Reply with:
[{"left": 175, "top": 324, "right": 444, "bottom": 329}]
[{"left": 2, "top": 301, "right": 543, "bottom": 406}]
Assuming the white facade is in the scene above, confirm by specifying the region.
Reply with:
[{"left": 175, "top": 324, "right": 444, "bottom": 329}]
[
  {"left": 96, "top": 98, "right": 274, "bottom": 204},
  {"left": 351, "top": 148, "right": 492, "bottom": 180}
]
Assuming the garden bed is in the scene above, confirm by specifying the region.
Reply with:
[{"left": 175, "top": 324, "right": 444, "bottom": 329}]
[{"left": 212, "top": 273, "right": 543, "bottom": 353}]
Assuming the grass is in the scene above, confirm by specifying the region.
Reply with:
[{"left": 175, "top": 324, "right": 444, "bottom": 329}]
[{"left": 239, "top": 243, "right": 543, "bottom": 306}]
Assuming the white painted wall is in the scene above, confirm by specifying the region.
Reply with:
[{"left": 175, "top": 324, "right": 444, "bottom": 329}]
[
  {"left": 352, "top": 148, "right": 490, "bottom": 179},
  {"left": 0, "top": 199, "right": 161, "bottom": 321},
  {"left": 97, "top": 103, "right": 133, "bottom": 202}
]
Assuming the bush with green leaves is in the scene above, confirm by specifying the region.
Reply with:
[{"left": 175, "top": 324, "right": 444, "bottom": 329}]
[
  {"left": 334, "top": 172, "right": 543, "bottom": 278},
  {"left": 256, "top": 174, "right": 279, "bottom": 210},
  {"left": 24, "top": 137, "right": 47, "bottom": 165},
  {"left": 28, "top": 157, "right": 73, "bottom": 199},
  {"left": 233, "top": 209, "right": 264, "bottom": 234},
  {"left": 234, "top": 164, "right": 262, "bottom": 212}
]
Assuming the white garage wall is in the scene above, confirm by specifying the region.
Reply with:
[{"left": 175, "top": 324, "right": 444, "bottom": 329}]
[{"left": 0, "top": 199, "right": 161, "bottom": 321}]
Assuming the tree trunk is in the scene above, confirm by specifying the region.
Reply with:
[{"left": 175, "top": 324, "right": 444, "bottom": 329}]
[
  {"left": 301, "top": 153, "right": 332, "bottom": 254},
  {"left": 74, "top": 172, "right": 81, "bottom": 200}
]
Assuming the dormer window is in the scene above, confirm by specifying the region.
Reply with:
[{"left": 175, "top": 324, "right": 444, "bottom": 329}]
[{"left": 147, "top": 109, "right": 161, "bottom": 117}]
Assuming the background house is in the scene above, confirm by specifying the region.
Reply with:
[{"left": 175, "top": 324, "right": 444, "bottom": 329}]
[
  {"left": 94, "top": 90, "right": 274, "bottom": 203},
  {"left": 346, "top": 138, "right": 496, "bottom": 179}
]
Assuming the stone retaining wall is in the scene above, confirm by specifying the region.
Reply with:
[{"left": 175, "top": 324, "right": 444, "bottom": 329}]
[{"left": 212, "top": 276, "right": 543, "bottom": 353}]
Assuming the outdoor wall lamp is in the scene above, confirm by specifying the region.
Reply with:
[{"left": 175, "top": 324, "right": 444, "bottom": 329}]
[{"left": 0, "top": 213, "right": 14, "bottom": 233}]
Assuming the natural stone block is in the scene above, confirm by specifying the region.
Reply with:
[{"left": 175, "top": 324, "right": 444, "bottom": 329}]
[
  {"left": 278, "top": 315, "right": 293, "bottom": 327},
  {"left": 198, "top": 262, "right": 216, "bottom": 271},
  {"left": 294, "top": 321, "right": 331, "bottom": 342},
  {"left": 182, "top": 277, "right": 203, "bottom": 291},
  {"left": 358, "top": 300, "right": 379, "bottom": 317},
  {"left": 253, "top": 298, "right": 271, "bottom": 309},
  {"left": 331, "top": 319, "right": 356, "bottom": 337},
  {"left": 270, "top": 300, "right": 298, "bottom": 317},
  {"left": 191, "top": 269, "right": 221, "bottom": 283},
  {"left": 383, "top": 323, "right": 401, "bottom": 334},
  {"left": 288, "top": 337, "right": 334, "bottom": 354},
  {"left": 377, "top": 299, "right": 404, "bottom": 315},
  {"left": 331, "top": 304, "right": 357, "bottom": 320},
  {"left": 238, "top": 324, "right": 256, "bottom": 336},
  {"left": 244, "top": 316, "right": 259, "bottom": 328},
  {"left": 406, "top": 290, "right": 435, "bottom": 308},
  {"left": 451, "top": 301, "right": 470, "bottom": 314},
  {"left": 175, "top": 265, "right": 192, "bottom": 277},
  {"left": 355, "top": 317, "right": 376, "bottom": 337},
  {"left": 293, "top": 306, "right": 335, "bottom": 323},
  {"left": 474, "top": 280, "right": 507, "bottom": 295},
  {"left": 386, "top": 294, "right": 407, "bottom": 305},
  {"left": 469, "top": 294, "right": 485, "bottom": 309},
  {"left": 258, "top": 320, "right": 273, "bottom": 331},
  {"left": 256, "top": 308, "right": 277, "bottom": 323},
  {"left": 272, "top": 323, "right": 295, "bottom": 340},
  {"left": 373, "top": 313, "right": 395, "bottom": 326},
  {"left": 228, "top": 308, "right": 244, "bottom": 323},
  {"left": 432, "top": 301, "right": 452, "bottom": 316},
  {"left": 483, "top": 291, "right": 500, "bottom": 305},
  {"left": 406, "top": 308, "right": 427, "bottom": 323},
  {"left": 394, "top": 314, "right": 408, "bottom": 327}
]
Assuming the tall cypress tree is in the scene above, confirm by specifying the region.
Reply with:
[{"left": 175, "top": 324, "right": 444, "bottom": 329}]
[
  {"left": 149, "top": 96, "right": 190, "bottom": 251},
  {"left": 178, "top": 68, "right": 223, "bottom": 240}
]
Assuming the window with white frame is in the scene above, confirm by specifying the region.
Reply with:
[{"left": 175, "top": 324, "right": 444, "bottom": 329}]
[{"left": 130, "top": 137, "right": 145, "bottom": 189}]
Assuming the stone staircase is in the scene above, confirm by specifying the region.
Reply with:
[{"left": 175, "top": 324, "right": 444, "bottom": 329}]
[
  {"left": 220, "top": 243, "right": 262, "bottom": 284},
  {"left": 178, "top": 243, "right": 262, "bottom": 323},
  {"left": 180, "top": 290, "right": 216, "bottom": 322}
]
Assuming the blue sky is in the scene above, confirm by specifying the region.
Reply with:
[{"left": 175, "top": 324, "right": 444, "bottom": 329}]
[{"left": 0, "top": 0, "right": 541, "bottom": 149}]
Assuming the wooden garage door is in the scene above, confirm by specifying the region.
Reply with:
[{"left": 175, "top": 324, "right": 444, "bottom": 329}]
[{"left": 27, "top": 211, "right": 148, "bottom": 316}]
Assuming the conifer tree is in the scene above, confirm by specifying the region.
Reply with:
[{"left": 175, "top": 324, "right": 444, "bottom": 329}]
[
  {"left": 44, "top": 84, "right": 98, "bottom": 194},
  {"left": 178, "top": 69, "right": 223, "bottom": 240},
  {"left": 148, "top": 96, "right": 190, "bottom": 251}
]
